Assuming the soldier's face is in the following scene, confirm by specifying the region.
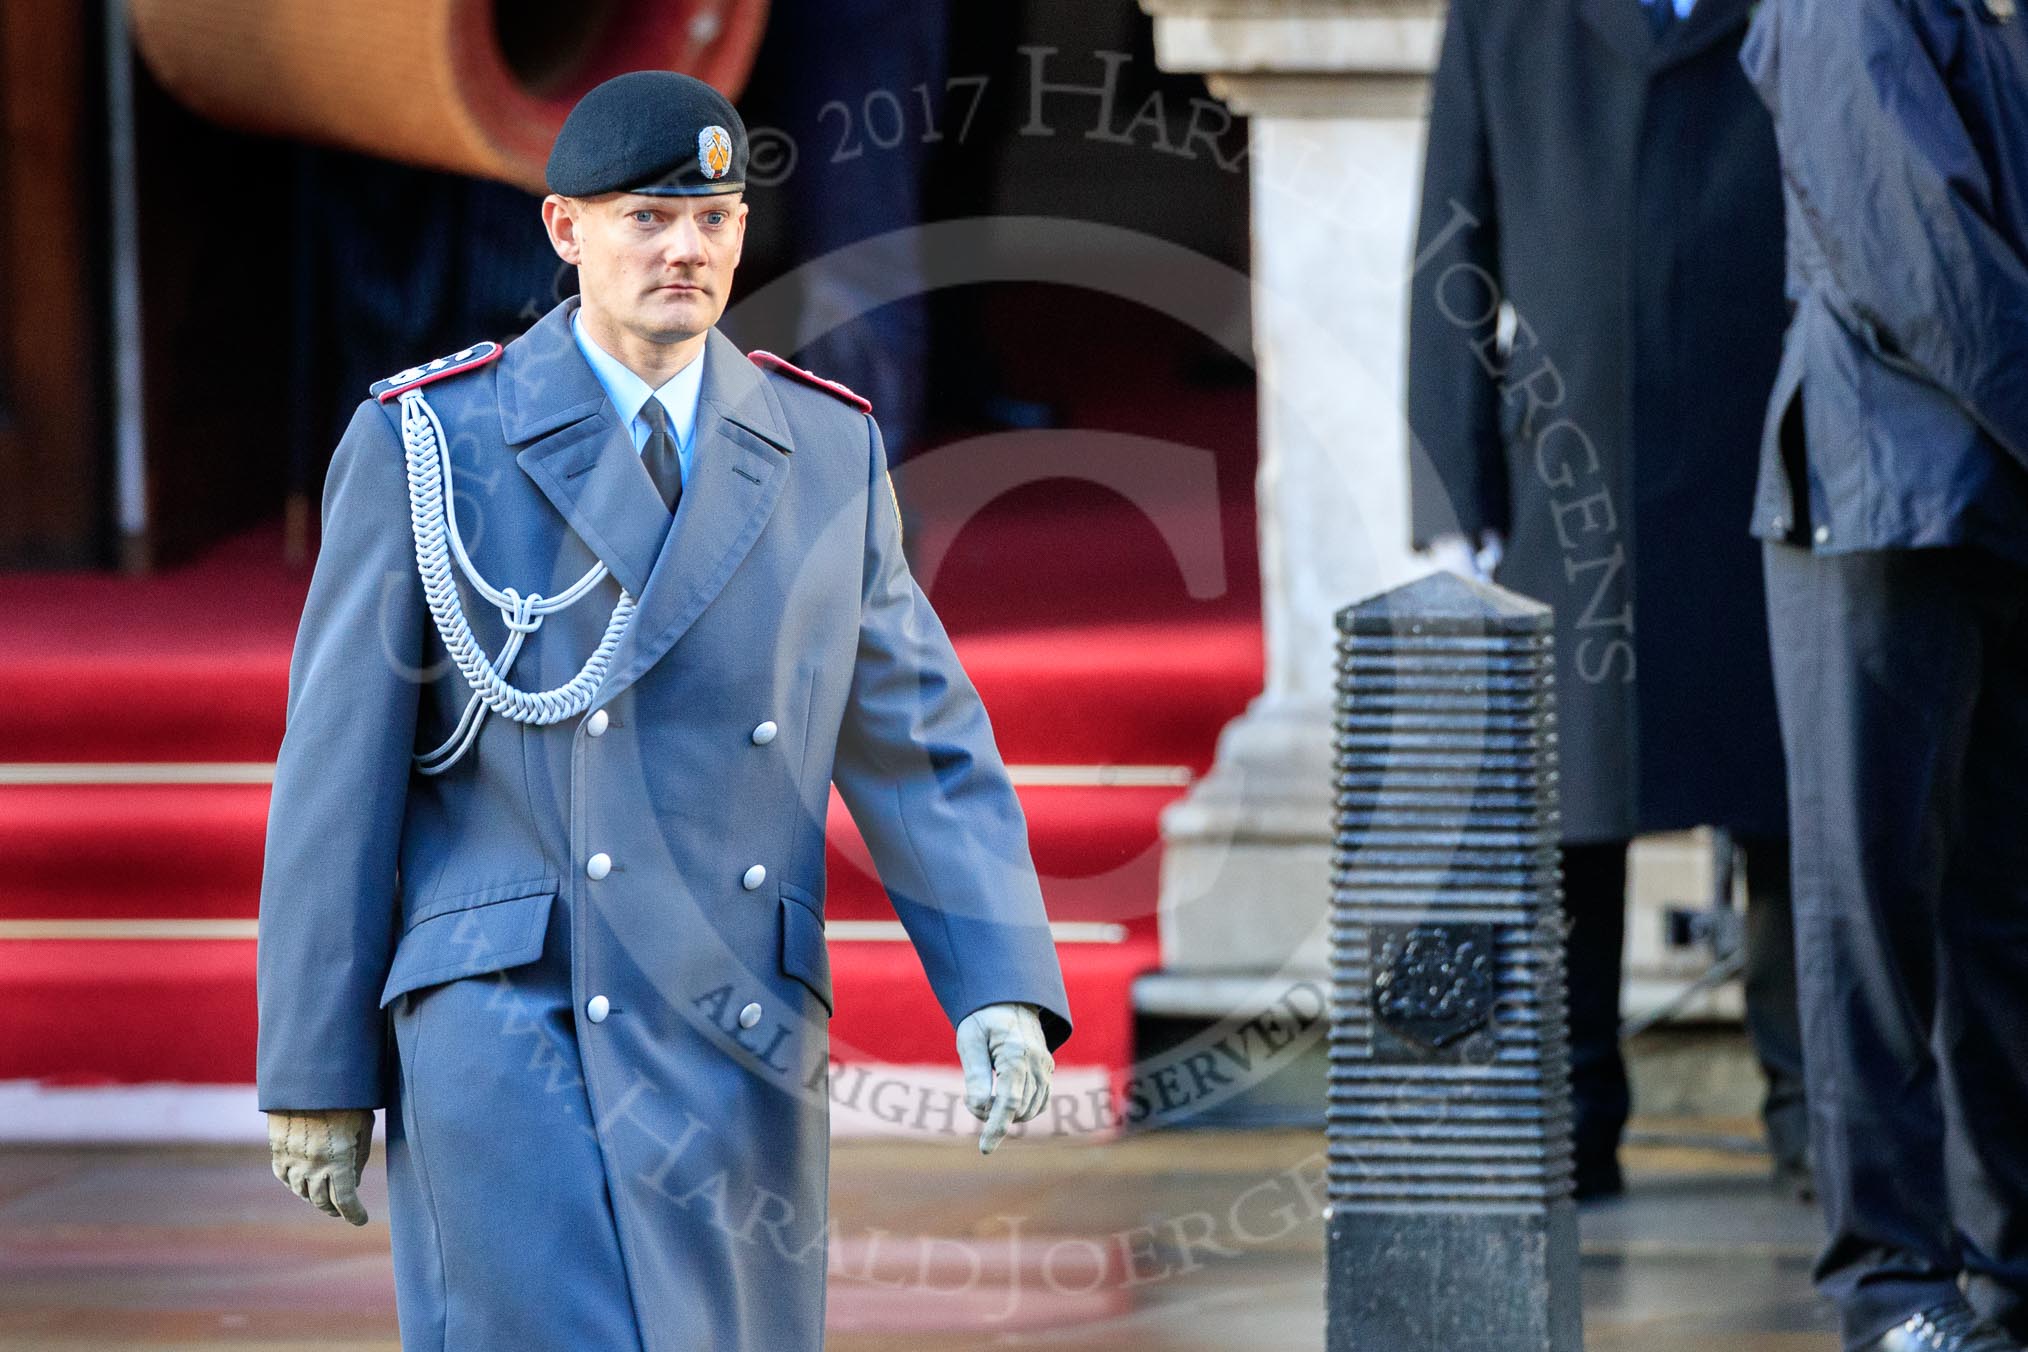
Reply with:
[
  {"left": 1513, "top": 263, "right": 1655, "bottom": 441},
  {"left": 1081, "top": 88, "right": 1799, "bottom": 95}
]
[{"left": 544, "top": 191, "right": 748, "bottom": 345}]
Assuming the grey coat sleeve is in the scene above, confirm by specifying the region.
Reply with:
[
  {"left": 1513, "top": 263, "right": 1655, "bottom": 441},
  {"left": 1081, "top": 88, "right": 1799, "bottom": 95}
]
[
  {"left": 255, "top": 399, "right": 427, "bottom": 1111},
  {"left": 829, "top": 414, "right": 1073, "bottom": 1052},
  {"left": 1407, "top": 0, "right": 1512, "bottom": 548},
  {"left": 1769, "top": 0, "right": 2028, "bottom": 471}
]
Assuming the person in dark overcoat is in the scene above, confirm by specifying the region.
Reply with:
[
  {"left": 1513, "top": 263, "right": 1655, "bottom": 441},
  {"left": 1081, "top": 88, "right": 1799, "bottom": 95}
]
[
  {"left": 1744, "top": 2, "right": 2028, "bottom": 1349},
  {"left": 1406, "top": 0, "right": 1805, "bottom": 1199}
]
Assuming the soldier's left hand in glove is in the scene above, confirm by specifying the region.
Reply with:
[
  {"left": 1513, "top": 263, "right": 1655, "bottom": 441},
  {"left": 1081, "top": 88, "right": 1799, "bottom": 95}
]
[
  {"left": 957, "top": 1001, "right": 1054, "bottom": 1155},
  {"left": 267, "top": 1108, "right": 375, "bottom": 1225}
]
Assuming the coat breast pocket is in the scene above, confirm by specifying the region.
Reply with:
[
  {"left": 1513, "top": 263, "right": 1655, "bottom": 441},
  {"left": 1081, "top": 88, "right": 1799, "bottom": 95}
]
[
  {"left": 778, "top": 880, "right": 832, "bottom": 1016},
  {"left": 379, "top": 879, "right": 558, "bottom": 1009}
]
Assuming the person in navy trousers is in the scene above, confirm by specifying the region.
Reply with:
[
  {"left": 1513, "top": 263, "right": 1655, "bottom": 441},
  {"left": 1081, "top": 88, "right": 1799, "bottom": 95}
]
[
  {"left": 255, "top": 72, "right": 1070, "bottom": 1352},
  {"left": 1744, "top": 2, "right": 2028, "bottom": 1349}
]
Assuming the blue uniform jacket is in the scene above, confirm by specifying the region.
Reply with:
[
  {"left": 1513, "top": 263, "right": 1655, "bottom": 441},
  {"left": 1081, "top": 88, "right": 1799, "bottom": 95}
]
[
  {"left": 252, "top": 295, "right": 1071, "bottom": 1350},
  {"left": 1743, "top": 0, "right": 2028, "bottom": 566}
]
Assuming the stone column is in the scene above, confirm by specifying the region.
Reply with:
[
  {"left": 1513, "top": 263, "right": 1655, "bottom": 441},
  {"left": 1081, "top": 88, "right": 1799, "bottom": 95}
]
[{"left": 1137, "top": 0, "right": 1444, "bottom": 1002}]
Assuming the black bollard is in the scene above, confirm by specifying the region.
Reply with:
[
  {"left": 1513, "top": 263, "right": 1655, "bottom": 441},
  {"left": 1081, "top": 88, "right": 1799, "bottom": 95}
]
[{"left": 1325, "top": 572, "right": 1582, "bottom": 1352}]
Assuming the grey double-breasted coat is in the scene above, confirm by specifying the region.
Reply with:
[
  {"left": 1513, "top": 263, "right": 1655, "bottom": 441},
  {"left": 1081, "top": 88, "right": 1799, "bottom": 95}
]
[{"left": 254, "top": 295, "right": 1072, "bottom": 1350}]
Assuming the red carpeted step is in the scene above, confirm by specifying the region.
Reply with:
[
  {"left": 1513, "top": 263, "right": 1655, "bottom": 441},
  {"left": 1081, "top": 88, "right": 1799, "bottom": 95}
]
[
  {"left": 956, "top": 619, "right": 1260, "bottom": 773},
  {"left": 0, "top": 520, "right": 1259, "bottom": 769},
  {"left": 902, "top": 378, "right": 1261, "bottom": 636},
  {"left": 0, "top": 935, "right": 1153, "bottom": 1084},
  {"left": 0, "top": 940, "right": 259, "bottom": 1085},
  {"left": 0, "top": 525, "right": 309, "bottom": 764},
  {"left": 0, "top": 783, "right": 1165, "bottom": 1083},
  {"left": 915, "top": 486, "right": 1257, "bottom": 635},
  {"left": 0, "top": 617, "right": 1259, "bottom": 772},
  {"left": 825, "top": 932, "right": 1156, "bottom": 1072},
  {"left": 823, "top": 783, "right": 1177, "bottom": 933},
  {"left": 0, "top": 781, "right": 1178, "bottom": 934},
  {"left": 0, "top": 783, "right": 270, "bottom": 921},
  {"left": 0, "top": 652, "right": 293, "bottom": 765}
]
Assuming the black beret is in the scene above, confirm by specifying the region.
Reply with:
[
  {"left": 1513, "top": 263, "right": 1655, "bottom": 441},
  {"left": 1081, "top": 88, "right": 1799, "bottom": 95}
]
[{"left": 546, "top": 70, "right": 747, "bottom": 198}]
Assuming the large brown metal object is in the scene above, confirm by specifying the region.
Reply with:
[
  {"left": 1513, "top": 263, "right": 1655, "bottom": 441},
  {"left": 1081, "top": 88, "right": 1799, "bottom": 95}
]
[{"left": 129, "top": 0, "right": 770, "bottom": 191}]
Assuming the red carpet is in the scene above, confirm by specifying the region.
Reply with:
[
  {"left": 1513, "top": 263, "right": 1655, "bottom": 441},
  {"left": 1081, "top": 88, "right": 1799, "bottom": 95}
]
[{"left": 0, "top": 355, "right": 1259, "bottom": 1094}]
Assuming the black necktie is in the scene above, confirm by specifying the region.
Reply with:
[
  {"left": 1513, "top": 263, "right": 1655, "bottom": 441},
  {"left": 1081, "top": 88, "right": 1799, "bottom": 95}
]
[
  {"left": 1647, "top": 0, "right": 1678, "bottom": 38},
  {"left": 640, "top": 399, "right": 683, "bottom": 514}
]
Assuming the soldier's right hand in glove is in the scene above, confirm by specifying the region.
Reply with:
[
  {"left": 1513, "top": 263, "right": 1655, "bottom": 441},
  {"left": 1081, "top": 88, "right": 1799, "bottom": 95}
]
[
  {"left": 267, "top": 1108, "right": 375, "bottom": 1225},
  {"left": 958, "top": 1002, "right": 1054, "bottom": 1155}
]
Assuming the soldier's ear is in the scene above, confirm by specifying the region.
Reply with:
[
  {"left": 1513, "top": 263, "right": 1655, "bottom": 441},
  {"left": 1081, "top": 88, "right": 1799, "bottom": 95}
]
[{"left": 541, "top": 194, "right": 584, "bottom": 267}]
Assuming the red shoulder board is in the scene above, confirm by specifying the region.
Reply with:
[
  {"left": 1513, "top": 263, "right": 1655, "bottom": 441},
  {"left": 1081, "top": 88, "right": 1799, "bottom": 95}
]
[
  {"left": 371, "top": 341, "right": 503, "bottom": 403},
  {"left": 748, "top": 350, "right": 872, "bottom": 414}
]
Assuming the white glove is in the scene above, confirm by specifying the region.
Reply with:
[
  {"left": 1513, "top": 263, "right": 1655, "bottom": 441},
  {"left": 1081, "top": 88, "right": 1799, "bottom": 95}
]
[
  {"left": 267, "top": 1108, "right": 374, "bottom": 1225},
  {"left": 956, "top": 1002, "right": 1054, "bottom": 1155},
  {"left": 1425, "top": 529, "right": 1505, "bottom": 582}
]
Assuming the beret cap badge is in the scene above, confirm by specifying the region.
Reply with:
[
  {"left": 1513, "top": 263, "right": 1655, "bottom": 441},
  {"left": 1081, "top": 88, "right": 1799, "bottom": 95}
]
[
  {"left": 698, "top": 125, "right": 733, "bottom": 180},
  {"left": 545, "top": 70, "right": 747, "bottom": 197}
]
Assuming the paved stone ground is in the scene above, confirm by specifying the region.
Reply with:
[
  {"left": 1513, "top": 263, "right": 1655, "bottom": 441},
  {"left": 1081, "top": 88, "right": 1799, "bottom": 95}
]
[{"left": 0, "top": 1121, "right": 1835, "bottom": 1349}]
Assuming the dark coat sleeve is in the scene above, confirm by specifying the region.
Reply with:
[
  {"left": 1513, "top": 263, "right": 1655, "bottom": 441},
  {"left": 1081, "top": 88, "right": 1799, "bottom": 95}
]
[
  {"left": 1407, "top": 0, "right": 1512, "bottom": 548},
  {"left": 1763, "top": 0, "right": 2028, "bottom": 471},
  {"left": 256, "top": 400, "right": 427, "bottom": 1111},
  {"left": 829, "top": 413, "right": 1073, "bottom": 1052}
]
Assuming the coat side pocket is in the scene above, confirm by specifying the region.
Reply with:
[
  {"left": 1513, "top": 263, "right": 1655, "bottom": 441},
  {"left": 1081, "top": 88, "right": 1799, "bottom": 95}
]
[
  {"left": 778, "top": 882, "right": 833, "bottom": 1016},
  {"left": 379, "top": 887, "right": 555, "bottom": 1009}
]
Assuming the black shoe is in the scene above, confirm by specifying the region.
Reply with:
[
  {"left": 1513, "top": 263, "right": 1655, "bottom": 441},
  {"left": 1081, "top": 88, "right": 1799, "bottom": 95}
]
[
  {"left": 1863, "top": 1303, "right": 2024, "bottom": 1351},
  {"left": 1572, "top": 1154, "right": 1625, "bottom": 1203}
]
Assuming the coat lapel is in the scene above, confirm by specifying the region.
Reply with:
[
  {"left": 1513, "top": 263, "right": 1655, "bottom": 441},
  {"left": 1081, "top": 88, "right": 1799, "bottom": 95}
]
[
  {"left": 1577, "top": 0, "right": 1660, "bottom": 66},
  {"left": 498, "top": 298, "right": 672, "bottom": 600},
  {"left": 594, "top": 325, "right": 795, "bottom": 702},
  {"left": 1577, "top": 0, "right": 1754, "bottom": 72}
]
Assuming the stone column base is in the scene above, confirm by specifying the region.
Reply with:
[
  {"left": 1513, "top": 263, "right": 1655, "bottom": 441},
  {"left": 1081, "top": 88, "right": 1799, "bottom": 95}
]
[{"left": 1156, "top": 695, "right": 1335, "bottom": 980}]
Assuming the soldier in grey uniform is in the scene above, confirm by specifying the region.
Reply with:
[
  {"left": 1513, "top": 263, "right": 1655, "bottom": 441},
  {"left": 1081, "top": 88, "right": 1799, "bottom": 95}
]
[
  {"left": 1743, "top": 2, "right": 2028, "bottom": 1349},
  {"left": 255, "top": 71, "right": 1070, "bottom": 1352}
]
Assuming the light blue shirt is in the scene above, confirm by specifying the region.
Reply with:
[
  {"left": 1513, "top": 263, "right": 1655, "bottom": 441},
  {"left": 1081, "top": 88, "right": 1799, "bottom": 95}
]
[
  {"left": 1643, "top": 0, "right": 1696, "bottom": 18},
  {"left": 570, "top": 310, "right": 706, "bottom": 489}
]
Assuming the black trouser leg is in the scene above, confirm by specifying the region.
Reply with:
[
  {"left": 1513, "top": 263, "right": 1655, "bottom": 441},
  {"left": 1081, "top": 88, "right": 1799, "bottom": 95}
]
[
  {"left": 1764, "top": 541, "right": 2028, "bottom": 1349},
  {"left": 1741, "top": 834, "right": 1811, "bottom": 1175},
  {"left": 1561, "top": 839, "right": 1631, "bottom": 1197},
  {"left": 1935, "top": 571, "right": 2028, "bottom": 1338}
]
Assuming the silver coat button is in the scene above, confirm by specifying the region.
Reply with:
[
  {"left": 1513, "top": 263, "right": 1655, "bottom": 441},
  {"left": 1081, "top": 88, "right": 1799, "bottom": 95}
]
[
  {"left": 750, "top": 720, "right": 778, "bottom": 746},
  {"left": 1813, "top": 525, "right": 1831, "bottom": 544},
  {"left": 742, "top": 864, "right": 767, "bottom": 891},
  {"left": 586, "top": 995, "right": 610, "bottom": 1023},
  {"left": 586, "top": 852, "right": 612, "bottom": 880},
  {"left": 585, "top": 709, "right": 609, "bottom": 737},
  {"left": 738, "top": 1002, "right": 763, "bottom": 1029}
]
